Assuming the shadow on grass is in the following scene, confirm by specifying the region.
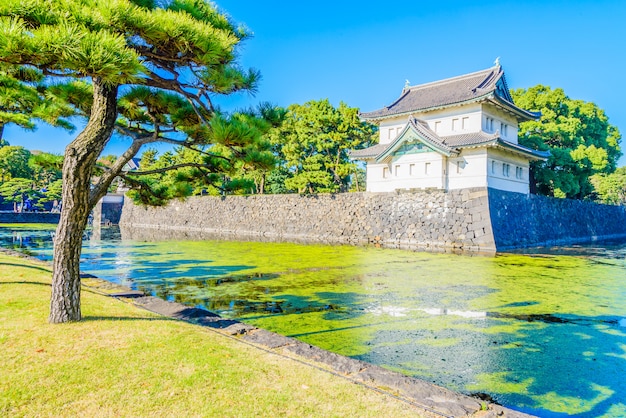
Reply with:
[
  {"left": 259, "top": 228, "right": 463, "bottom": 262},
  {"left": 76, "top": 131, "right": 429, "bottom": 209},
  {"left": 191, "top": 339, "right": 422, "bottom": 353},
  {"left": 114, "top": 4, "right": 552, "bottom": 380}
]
[
  {"left": 0, "top": 280, "right": 50, "bottom": 287},
  {"left": 82, "top": 315, "right": 177, "bottom": 322},
  {"left": 0, "top": 262, "right": 51, "bottom": 273}
]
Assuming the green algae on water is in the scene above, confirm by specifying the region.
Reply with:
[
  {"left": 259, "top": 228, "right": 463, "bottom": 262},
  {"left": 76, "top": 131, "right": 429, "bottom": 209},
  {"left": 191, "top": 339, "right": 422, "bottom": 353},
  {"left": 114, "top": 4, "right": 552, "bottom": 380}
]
[{"left": 1, "top": 224, "right": 625, "bottom": 417}]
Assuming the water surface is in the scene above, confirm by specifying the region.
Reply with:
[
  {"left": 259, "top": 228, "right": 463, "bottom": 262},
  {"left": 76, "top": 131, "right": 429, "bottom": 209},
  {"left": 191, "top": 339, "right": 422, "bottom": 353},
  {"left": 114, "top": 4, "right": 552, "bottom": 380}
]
[{"left": 1, "top": 224, "right": 625, "bottom": 417}]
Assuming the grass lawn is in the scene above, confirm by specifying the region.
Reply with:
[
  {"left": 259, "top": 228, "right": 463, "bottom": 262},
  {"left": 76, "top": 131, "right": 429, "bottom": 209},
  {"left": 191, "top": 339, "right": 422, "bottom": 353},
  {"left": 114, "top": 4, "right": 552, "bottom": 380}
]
[{"left": 0, "top": 252, "right": 422, "bottom": 417}]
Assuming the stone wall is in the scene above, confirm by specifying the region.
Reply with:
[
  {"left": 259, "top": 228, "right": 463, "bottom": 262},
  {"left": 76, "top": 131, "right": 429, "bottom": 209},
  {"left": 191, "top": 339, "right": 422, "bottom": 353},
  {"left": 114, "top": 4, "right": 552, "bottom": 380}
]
[
  {"left": 120, "top": 188, "right": 496, "bottom": 252},
  {"left": 488, "top": 188, "right": 626, "bottom": 249},
  {"left": 0, "top": 212, "right": 60, "bottom": 224},
  {"left": 92, "top": 194, "right": 125, "bottom": 226},
  {"left": 120, "top": 188, "right": 626, "bottom": 252}
]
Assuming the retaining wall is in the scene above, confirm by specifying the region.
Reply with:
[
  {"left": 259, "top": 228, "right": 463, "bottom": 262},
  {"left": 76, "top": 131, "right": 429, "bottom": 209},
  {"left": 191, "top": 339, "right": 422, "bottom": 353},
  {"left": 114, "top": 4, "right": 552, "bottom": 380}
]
[
  {"left": 120, "top": 188, "right": 626, "bottom": 252},
  {"left": 120, "top": 188, "right": 495, "bottom": 252},
  {"left": 0, "top": 212, "right": 60, "bottom": 224},
  {"left": 488, "top": 188, "right": 626, "bottom": 249}
]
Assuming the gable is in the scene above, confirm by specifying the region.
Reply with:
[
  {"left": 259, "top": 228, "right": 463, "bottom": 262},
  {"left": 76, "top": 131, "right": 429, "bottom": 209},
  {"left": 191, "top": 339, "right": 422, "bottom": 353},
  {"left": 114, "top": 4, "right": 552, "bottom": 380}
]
[
  {"left": 494, "top": 77, "right": 513, "bottom": 103},
  {"left": 376, "top": 118, "right": 454, "bottom": 163},
  {"left": 393, "top": 140, "right": 433, "bottom": 157}
]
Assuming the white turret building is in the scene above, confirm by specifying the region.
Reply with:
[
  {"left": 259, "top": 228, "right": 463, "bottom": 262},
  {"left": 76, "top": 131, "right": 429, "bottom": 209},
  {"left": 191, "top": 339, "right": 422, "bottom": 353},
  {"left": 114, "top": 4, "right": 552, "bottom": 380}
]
[{"left": 351, "top": 63, "right": 549, "bottom": 194}]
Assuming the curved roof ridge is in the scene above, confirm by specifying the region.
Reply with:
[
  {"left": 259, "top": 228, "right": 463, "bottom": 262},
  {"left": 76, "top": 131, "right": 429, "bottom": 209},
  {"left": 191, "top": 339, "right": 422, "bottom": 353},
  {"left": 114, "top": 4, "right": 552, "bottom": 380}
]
[
  {"left": 361, "top": 64, "right": 536, "bottom": 122},
  {"left": 473, "top": 66, "right": 501, "bottom": 91},
  {"left": 382, "top": 88, "right": 411, "bottom": 111},
  {"left": 406, "top": 65, "right": 498, "bottom": 92}
]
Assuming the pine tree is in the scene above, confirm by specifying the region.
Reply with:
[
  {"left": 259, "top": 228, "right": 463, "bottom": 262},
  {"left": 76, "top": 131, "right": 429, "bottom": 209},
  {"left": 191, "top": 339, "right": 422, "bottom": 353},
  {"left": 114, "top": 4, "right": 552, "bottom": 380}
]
[{"left": 0, "top": 0, "right": 275, "bottom": 323}]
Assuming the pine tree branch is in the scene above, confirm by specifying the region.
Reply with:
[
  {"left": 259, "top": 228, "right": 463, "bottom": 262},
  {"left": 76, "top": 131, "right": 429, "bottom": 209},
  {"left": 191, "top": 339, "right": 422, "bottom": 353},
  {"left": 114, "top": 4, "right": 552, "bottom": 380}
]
[{"left": 126, "top": 162, "right": 217, "bottom": 176}]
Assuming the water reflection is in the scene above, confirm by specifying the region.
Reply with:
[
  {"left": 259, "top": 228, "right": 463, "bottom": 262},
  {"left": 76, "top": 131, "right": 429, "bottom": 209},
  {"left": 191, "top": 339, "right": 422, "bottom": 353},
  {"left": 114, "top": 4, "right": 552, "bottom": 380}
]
[{"left": 1, "top": 224, "right": 626, "bottom": 417}]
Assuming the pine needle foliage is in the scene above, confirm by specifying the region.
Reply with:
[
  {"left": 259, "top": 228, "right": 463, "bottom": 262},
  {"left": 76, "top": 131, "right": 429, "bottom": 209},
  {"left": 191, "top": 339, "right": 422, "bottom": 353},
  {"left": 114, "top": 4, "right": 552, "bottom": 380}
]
[{"left": 0, "top": 0, "right": 281, "bottom": 322}]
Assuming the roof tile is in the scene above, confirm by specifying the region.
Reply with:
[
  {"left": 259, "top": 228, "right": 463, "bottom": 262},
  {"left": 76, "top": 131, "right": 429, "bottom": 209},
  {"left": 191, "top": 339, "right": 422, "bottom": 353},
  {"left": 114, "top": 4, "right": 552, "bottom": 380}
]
[{"left": 360, "top": 65, "right": 536, "bottom": 121}]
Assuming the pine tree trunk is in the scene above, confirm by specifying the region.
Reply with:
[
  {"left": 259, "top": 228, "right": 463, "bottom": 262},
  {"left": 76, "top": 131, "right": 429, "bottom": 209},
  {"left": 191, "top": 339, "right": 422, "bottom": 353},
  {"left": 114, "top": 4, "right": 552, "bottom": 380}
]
[{"left": 49, "top": 78, "right": 118, "bottom": 324}]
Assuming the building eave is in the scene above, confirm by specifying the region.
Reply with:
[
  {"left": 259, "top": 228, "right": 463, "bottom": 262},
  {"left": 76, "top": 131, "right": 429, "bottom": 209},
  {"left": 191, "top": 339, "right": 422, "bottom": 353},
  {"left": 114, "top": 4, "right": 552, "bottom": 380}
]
[
  {"left": 360, "top": 93, "right": 494, "bottom": 124},
  {"left": 457, "top": 138, "right": 549, "bottom": 161},
  {"left": 487, "top": 95, "right": 541, "bottom": 122},
  {"left": 493, "top": 139, "right": 550, "bottom": 160}
]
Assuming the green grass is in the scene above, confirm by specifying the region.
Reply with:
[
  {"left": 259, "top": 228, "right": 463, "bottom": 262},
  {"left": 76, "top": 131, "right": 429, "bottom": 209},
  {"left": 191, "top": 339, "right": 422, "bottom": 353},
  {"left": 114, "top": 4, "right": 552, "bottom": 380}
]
[{"left": 0, "top": 253, "right": 421, "bottom": 417}]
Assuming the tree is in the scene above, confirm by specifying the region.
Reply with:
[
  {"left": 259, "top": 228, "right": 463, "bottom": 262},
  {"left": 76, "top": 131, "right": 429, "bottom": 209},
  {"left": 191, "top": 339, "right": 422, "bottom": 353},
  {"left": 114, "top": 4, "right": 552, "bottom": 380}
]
[
  {"left": 29, "top": 151, "right": 64, "bottom": 186},
  {"left": 122, "top": 103, "right": 281, "bottom": 203},
  {"left": 511, "top": 85, "right": 622, "bottom": 199},
  {"left": 0, "top": 0, "right": 272, "bottom": 323},
  {"left": 0, "top": 63, "right": 75, "bottom": 141},
  {"left": 591, "top": 167, "right": 626, "bottom": 205},
  {"left": 0, "top": 177, "right": 35, "bottom": 212},
  {"left": 0, "top": 145, "right": 32, "bottom": 181},
  {"left": 269, "top": 99, "right": 375, "bottom": 194}
]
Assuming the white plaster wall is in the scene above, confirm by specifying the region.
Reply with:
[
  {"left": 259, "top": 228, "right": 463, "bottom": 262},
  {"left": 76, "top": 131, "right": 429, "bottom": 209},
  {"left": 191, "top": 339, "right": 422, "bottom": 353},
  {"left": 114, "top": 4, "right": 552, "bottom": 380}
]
[
  {"left": 422, "top": 105, "right": 482, "bottom": 137},
  {"left": 366, "top": 152, "right": 445, "bottom": 192},
  {"left": 366, "top": 147, "right": 531, "bottom": 193},
  {"left": 379, "top": 118, "right": 407, "bottom": 144},
  {"left": 447, "top": 149, "right": 488, "bottom": 190},
  {"left": 481, "top": 103, "right": 520, "bottom": 143},
  {"left": 486, "top": 148, "right": 530, "bottom": 194},
  {"left": 377, "top": 104, "right": 484, "bottom": 144}
]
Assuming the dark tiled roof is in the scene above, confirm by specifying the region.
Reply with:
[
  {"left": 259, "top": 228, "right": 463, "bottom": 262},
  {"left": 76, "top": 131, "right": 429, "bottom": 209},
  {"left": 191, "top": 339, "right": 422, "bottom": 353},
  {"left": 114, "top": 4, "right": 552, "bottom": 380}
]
[
  {"left": 361, "top": 65, "right": 537, "bottom": 121},
  {"left": 442, "top": 131, "right": 500, "bottom": 147},
  {"left": 349, "top": 143, "right": 389, "bottom": 158}
]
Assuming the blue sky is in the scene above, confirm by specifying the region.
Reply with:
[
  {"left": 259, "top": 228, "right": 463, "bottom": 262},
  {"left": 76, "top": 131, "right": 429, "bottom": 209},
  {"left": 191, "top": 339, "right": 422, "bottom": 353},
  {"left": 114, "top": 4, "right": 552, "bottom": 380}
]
[{"left": 5, "top": 0, "right": 626, "bottom": 166}]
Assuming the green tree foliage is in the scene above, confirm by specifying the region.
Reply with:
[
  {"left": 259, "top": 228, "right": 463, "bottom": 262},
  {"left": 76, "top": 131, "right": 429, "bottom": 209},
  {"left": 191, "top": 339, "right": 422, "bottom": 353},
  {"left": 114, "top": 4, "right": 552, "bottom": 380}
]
[
  {"left": 0, "top": 145, "right": 63, "bottom": 208},
  {"left": 511, "top": 85, "right": 622, "bottom": 199},
  {"left": 0, "top": 177, "right": 35, "bottom": 211},
  {"left": 0, "top": 64, "right": 75, "bottom": 141},
  {"left": 29, "top": 151, "right": 64, "bottom": 186},
  {"left": 590, "top": 167, "right": 626, "bottom": 205},
  {"left": 126, "top": 104, "right": 283, "bottom": 203},
  {"left": 269, "top": 99, "right": 375, "bottom": 194},
  {"left": 39, "top": 178, "right": 63, "bottom": 204},
  {"left": 0, "top": 145, "right": 32, "bottom": 181},
  {"left": 0, "top": 0, "right": 272, "bottom": 323}
]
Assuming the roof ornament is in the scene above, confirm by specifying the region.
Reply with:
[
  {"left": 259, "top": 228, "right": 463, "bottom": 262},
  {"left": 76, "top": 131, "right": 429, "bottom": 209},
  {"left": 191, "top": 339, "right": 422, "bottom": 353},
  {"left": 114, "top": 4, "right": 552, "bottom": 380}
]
[
  {"left": 494, "top": 57, "right": 501, "bottom": 67},
  {"left": 404, "top": 79, "right": 411, "bottom": 91}
]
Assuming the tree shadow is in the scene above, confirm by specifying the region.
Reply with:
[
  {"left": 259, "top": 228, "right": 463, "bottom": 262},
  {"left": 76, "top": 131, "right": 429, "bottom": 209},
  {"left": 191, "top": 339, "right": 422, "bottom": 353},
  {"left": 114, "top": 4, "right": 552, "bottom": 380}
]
[
  {"left": 0, "top": 262, "right": 51, "bottom": 273},
  {"left": 0, "top": 280, "right": 50, "bottom": 286},
  {"left": 81, "top": 315, "right": 176, "bottom": 322}
]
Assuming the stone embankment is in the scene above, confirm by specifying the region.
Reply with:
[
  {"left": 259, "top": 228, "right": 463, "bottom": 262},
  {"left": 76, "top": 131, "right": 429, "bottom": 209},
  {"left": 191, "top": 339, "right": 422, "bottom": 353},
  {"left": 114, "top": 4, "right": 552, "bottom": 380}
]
[
  {"left": 120, "top": 188, "right": 496, "bottom": 252},
  {"left": 0, "top": 212, "right": 60, "bottom": 224},
  {"left": 488, "top": 188, "right": 626, "bottom": 249},
  {"left": 119, "top": 187, "right": 626, "bottom": 251}
]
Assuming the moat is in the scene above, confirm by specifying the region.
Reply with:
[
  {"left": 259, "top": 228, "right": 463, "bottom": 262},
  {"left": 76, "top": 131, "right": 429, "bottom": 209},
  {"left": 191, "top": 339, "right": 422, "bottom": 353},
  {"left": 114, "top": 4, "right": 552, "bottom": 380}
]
[{"left": 2, "top": 223, "right": 625, "bottom": 417}]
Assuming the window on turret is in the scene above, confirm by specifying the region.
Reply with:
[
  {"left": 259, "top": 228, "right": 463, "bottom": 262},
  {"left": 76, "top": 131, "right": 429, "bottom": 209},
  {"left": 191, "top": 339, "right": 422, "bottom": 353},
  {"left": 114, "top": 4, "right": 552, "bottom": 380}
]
[
  {"left": 462, "top": 117, "right": 469, "bottom": 130},
  {"left": 486, "top": 117, "right": 494, "bottom": 132},
  {"left": 503, "top": 163, "right": 510, "bottom": 177},
  {"left": 394, "top": 165, "right": 400, "bottom": 177},
  {"left": 383, "top": 167, "right": 389, "bottom": 178},
  {"left": 500, "top": 123, "right": 508, "bottom": 136},
  {"left": 491, "top": 160, "right": 497, "bottom": 174},
  {"left": 409, "top": 164, "right": 416, "bottom": 176},
  {"left": 516, "top": 167, "right": 523, "bottom": 179},
  {"left": 425, "top": 162, "right": 431, "bottom": 175},
  {"left": 452, "top": 118, "right": 459, "bottom": 131},
  {"left": 434, "top": 121, "right": 441, "bottom": 132},
  {"left": 388, "top": 129, "right": 394, "bottom": 140}
]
